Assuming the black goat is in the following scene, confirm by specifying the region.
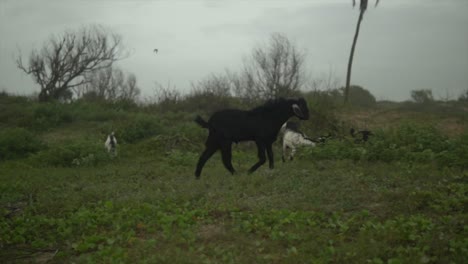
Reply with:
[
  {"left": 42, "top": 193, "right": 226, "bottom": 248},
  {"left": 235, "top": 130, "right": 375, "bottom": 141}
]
[
  {"left": 194, "top": 97, "right": 310, "bottom": 178},
  {"left": 350, "top": 128, "right": 373, "bottom": 142}
]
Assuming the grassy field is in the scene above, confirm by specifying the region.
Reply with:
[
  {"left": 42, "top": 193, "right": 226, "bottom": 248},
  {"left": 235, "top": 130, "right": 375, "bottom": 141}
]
[{"left": 0, "top": 96, "right": 467, "bottom": 263}]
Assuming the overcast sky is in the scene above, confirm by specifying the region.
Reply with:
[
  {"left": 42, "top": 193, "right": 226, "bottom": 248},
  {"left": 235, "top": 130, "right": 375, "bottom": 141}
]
[{"left": 1, "top": 0, "right": 467, "bottom": 101}]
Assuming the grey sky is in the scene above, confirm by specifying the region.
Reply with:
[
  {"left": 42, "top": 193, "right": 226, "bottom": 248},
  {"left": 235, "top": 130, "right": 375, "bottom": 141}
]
[{"left": 1, "top": 0, "right": 467, "bottom": 101}]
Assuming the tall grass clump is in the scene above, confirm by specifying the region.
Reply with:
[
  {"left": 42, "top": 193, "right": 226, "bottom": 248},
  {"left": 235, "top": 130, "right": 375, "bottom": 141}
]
[{"left": 0, "top": 128, "right": 44, "bottom": 160}]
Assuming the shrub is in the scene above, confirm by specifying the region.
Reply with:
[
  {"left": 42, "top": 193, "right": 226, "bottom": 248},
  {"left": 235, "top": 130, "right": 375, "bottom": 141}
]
[
  {"left": 392, "top": 124, "right": 447, "bottom": 152},
  {"left": 69, "top": 102, "right": 122, "bottom": 122},
  {"left": 343, "top": 85, "right": 376, "bottom": 108},
  {"left": 0, "top": 95, "right": 36, "bottom": 128},
  {"left": 0, "top": 128, "right": 44, "bottom": 160},
  {"left": 31, "top": 140, "right": 111, "bottom": 167},
  {"left": 31, "top": 103, "right": 74, "bottom": 130},
  {"left": 411, "top": 89, "right": 434, "bottom": 104},
  {"left": 117, "top": 115, "right": 163, "bottom": 143},
  {"left": 436, "top": 134, "right": 468, "bottom": 168},
  {"left": 164, "top": 149, "right": 198, "bottom": 167}
]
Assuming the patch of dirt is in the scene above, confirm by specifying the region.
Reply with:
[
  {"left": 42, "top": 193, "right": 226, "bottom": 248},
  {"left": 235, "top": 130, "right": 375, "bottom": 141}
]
[
  {"left": 197, "top": 223, "right": 226, "bottom": 242},
  {"left": 33, "top": 250, "right": 58, "bottom": 264},
  {"left": 435, "top": 118, "right": 467, "bottom": 136}
]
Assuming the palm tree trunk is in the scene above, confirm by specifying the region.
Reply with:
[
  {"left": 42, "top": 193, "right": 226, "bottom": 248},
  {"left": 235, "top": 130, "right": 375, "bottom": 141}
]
[{"left": 344, "top": 9, "right": 365, "bottom": 104}]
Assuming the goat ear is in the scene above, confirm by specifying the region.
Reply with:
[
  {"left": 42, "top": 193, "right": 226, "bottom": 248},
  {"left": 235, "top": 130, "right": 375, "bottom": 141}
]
[{"left": 292, "top": 104, "right": 304, "bottom": 118}]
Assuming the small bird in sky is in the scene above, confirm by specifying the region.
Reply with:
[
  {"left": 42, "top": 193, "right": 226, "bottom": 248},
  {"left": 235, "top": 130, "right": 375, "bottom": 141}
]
[{"left": 153, "top": 48, "right": 158, "bottom": 53}]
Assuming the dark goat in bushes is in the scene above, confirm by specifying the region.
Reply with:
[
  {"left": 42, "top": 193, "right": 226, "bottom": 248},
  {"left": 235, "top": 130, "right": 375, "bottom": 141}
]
[
  {"left": 194, "top": 97, "right": 310, "bottom": 178},
  {"left": 350, "top": 128, "right": 373, "bottom": 142}
]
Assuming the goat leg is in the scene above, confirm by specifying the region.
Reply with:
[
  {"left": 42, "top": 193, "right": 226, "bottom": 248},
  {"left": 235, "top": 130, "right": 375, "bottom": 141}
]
[
  {"left": 290, "top": 147, "right": 297, "bottom": 160},
  {"left": 282, "top": 145, "right": 289, "bottom": 162},
  {"left": 266, "top": 144, "right": 274, "bottom": 169},
  {"left": 221, "top": 143, "right": 235, "bottom": 175},
  {"left": 248, "top": 143, "right": 267, "bottom": 174},
  {"left": 195, "top": 146, "right": 218, "bottom": 179}
]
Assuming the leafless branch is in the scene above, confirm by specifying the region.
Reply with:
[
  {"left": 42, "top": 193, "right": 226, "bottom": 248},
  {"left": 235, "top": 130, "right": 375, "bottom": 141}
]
[
  {"left": 238, "top": 33, "right": 305, "bottom": 100},
  {"left": 16, "top": 25, "right": 126, "bottom": 102}
]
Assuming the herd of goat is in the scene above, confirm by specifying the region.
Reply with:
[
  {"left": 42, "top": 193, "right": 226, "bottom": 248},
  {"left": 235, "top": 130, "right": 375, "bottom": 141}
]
[{"left": 104, "top": 97, "right": 372, "bottom": 179}]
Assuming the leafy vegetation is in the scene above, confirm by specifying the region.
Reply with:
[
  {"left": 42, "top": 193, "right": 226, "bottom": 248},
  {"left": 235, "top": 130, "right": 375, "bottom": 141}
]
[
  {"left": 0, "top": 128, "right": 44, "bottom": 161},
  {"left": 300, "top": 123, "right": 468, "bottom": 168},
  {"left": 0, "top": 93, "right": 466, "bottom": 263}
]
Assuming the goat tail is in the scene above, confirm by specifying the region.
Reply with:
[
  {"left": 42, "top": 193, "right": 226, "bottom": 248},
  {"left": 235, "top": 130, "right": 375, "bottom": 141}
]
[{"left": 194, "top": 115, "right": 210, "bottom": 129}]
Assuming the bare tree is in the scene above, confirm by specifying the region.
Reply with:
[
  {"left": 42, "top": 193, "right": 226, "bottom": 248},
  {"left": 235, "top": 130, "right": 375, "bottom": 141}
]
[
  {"left": 152, "top": 81, "right": 181, "bottom": 105},
  {"left": 238, "top": 33, "right": 306, "bottom": 100},
  {"left": 77, "top": 66, "right": 140, "bottom": 102},
  {"left": 78, "top": 66, "right": 117, "bottom": 100},
  {"left": 190, "top": 73, "right": 232, "bottom": 98},
  {"left": 16, "top": 25, "right": 125, "bottom": 102},
  {"left": 344, "top": 0, "right": 380, "bottom": 104},
  {"left": 228, "top": 69, "right": 257, "bottom": 104},
  {"left": 120, "top": 73, "right": 140, "bottom": 101},
  {"left": 306, "top": 67, "right": 341, "bottom": 91}
]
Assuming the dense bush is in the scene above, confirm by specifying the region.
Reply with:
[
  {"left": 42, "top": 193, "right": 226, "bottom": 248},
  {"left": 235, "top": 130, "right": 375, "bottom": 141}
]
[
  {"left": 0, "top": 128, "right": 44, "bottom": 160},
  {"left": 411, "top": 89, "right": 434, "bottom": 104},
  {"left": 344, "top": 85, "right": 377, "bottom": 108},
  {"left": 31, "top": 103, "right": 74, "bottom": 130},
  {"left": 116, "top": 114, "right": 163, "bottom": 143},
  {"left": 0, "top": 94, "right": 35, "bottom": 129},
  {"left": 436, "top": 134, "right": 468, "bottom": 168},
  {"left": 299, "top": 123, "right": 468, "bottom": 168},
  {"left": 31, "top": 140, "right": 111, "bottom": 167}
]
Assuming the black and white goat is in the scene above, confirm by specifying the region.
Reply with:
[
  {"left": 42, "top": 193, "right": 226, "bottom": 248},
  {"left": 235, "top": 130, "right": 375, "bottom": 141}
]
[
  {"left": 194, "top": 97, "right": 310, "bottom": 179},
  {"left": 280, "top": 121, "right": 332, "bottom": 162},
  {"left": 105, "top": 132, "right": 118, "bottom": 156}
]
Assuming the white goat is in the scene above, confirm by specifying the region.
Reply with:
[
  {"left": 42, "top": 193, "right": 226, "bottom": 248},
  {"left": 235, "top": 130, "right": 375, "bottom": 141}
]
[
  {"left": 105, "top": 132, "right": 118, "bottom": 156},
  {"left": 281, "top": 122, "right": 316, "bottom": 162}
]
